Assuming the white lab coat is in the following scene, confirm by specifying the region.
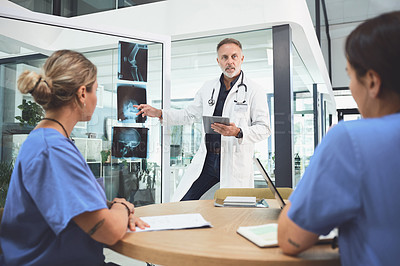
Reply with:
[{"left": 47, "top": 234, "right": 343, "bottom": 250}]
[{"left": 162, "top": 72, "right": 271, "bottom": 201}]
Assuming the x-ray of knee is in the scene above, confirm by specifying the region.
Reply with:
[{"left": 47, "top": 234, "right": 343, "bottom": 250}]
[
  {"left": 117, "top": 84, "right": 147, "bottom": 123},
  {"left": 112, "top": 127, "right": 148, "bottom": 159},
  {"left": 118, "top": 41, "right": 148, "bottom": 82}
]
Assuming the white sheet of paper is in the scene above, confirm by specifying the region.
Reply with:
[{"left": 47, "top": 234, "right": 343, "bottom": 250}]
[{"left": 131, "top": 213, "right": 212, "bottom": 232}]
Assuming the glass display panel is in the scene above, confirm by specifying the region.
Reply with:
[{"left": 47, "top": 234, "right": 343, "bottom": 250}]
[{"left": 0, "top": 17, "right": 163, "bottom": 207}]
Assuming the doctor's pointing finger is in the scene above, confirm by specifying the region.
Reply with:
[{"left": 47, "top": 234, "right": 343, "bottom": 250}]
[{"left": 134, "top": 104, "right": 162, "bottom": 119}]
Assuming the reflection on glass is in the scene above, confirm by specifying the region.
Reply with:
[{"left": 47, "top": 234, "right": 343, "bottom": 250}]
[{"left": 0, "top": 17, "right": 163, "bottom": 207}]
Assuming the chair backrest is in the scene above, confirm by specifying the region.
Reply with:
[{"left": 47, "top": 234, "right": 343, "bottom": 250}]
[
  {"left": 275, "top": 188, "right": 293, "bottom": 200},
  {"left": 214, "top": 187, "right": 293, "bottom": 200}
]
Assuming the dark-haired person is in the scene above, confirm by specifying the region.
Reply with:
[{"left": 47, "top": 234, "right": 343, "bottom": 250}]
[
  {"left": 134, "top": 38, "right": 270, "bottom": 201},
  {"left": 278, "top": 11, "right": 400, "bottom": 266},
  {"left": 0, "top": 50, "right": 148, "bottom": 265}
]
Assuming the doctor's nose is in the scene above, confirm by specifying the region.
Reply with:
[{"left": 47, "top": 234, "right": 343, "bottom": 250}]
[{"left": 226, "top": 60, "right": 235, "bottom": 67}]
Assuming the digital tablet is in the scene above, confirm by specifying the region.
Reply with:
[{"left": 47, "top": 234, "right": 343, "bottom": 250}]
[{"left": 202, "top": 116, "right": 230, "bottom": 134}]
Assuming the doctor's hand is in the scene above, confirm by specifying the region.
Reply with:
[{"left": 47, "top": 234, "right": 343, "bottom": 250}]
[
  {"left": 211, "top": 122, "right": 241, "bottom": 137},
  {"left": 134, "top": 104, "right": 162, "bottom": 119}
]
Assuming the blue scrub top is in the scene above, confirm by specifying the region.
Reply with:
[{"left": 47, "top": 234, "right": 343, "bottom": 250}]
[
  {"left": 0, "top": 128, "right": 108, "bottom": 265},
  {"left": 288, "top": 113, "right": 400, "bottom": 266}
]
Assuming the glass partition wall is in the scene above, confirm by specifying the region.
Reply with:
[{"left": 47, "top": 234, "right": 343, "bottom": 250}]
[
  {"left": 292, "top": 43, "right": 336, "bottom": 187},
  {"left": 292, "top": 44, "right": 315, "bottom": 187},
  {"left": 1, "top": 16, "right": 335, "bottom": 206},
  {"left": 169, "top": 29, "right": 274, "bottom": 195},
  {"left": 168, "top": 28, "right": 335, "bottom": 195},
  {"left": 0, "top": 16, "right": 165, "bottom": 206}
]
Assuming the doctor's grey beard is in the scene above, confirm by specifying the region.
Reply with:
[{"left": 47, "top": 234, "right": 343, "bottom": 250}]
[{"left": 220, "top": 65, "right": 241, "bottom": 79}]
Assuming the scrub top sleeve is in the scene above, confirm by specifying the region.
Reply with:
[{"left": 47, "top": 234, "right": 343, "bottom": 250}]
[
  {"left": 288, "top": 123, "right": 362, "bottom": 235},
  {"left": 23, "top": 143, "right": 107, "bottom": 235}
]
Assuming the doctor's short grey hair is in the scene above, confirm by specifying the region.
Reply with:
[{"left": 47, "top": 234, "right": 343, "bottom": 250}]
[{"left": 217, "top": 38, "right": 242, "bottom": 51}]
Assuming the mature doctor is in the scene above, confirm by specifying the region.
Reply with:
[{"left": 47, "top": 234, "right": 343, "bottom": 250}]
[{"left": 135, "top": 38, "right": 271, "bottom": 201}]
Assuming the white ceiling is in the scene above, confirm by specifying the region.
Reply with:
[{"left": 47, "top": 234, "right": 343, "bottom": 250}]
[{"left": 306, "top": 0, "right": 400, "bottom": 26}]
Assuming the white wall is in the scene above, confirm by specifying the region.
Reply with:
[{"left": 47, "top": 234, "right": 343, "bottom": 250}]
[
  {"left": 1, "top": 0, "right": 333, "bottom": 99},
  {"left": 71, "top": 0, "right": 333, "bottom": 99},
  {"left": 320, "top": 21, "right": 361, "bottom": 88},
  {"left": 309, "top": 0, "right": 400, "bottom": 111},
  {"left": 320, "top": 21, "right": 362, "bottom": 110}
]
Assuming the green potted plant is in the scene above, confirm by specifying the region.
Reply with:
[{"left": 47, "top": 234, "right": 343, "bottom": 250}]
[
  {"left": 135, "top": 160, "right": 157, "bottom": 206},
  {"left": 101, "top": 150, "right": 111, "bottom": 164},
  {"left": 15, "top": 99, "right": 44, "bottom": 127},
  {"left": 0, "top": 161, "right": 14, "bottom": 208}
]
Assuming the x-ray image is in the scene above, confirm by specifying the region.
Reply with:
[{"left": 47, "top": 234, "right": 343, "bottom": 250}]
[
  {"left": 117, "top": 84, "right": 147, "bottom": 123},
  {"left": 112, "top": 127, "right": 148, "bottom": 158},
  {"left": 118, "top": 41, "right": 148, "bottom": 82}
]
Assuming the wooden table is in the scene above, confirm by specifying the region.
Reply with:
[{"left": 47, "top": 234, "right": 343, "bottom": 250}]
[{"left": 110, "top": 200, "right": 340, "bottom": 266}]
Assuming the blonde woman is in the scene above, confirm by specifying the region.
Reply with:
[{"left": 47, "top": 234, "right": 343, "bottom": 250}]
[{"left": 0, "top": 50, "right": 148, "bottom": 265}]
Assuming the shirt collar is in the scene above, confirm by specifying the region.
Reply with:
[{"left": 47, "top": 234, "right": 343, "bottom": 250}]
[{"left": 219, "top": 71, "right": 241, "bottom": 91}]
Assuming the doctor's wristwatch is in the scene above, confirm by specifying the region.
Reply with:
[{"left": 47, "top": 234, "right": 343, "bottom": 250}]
[{"left": 235, "top": 128, "right": 243, "bottom": 139}]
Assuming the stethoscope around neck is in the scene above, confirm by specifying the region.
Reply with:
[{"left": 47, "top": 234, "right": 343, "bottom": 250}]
[{"left": 208, "top": 71, "right": 248, "bottom": 106}]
